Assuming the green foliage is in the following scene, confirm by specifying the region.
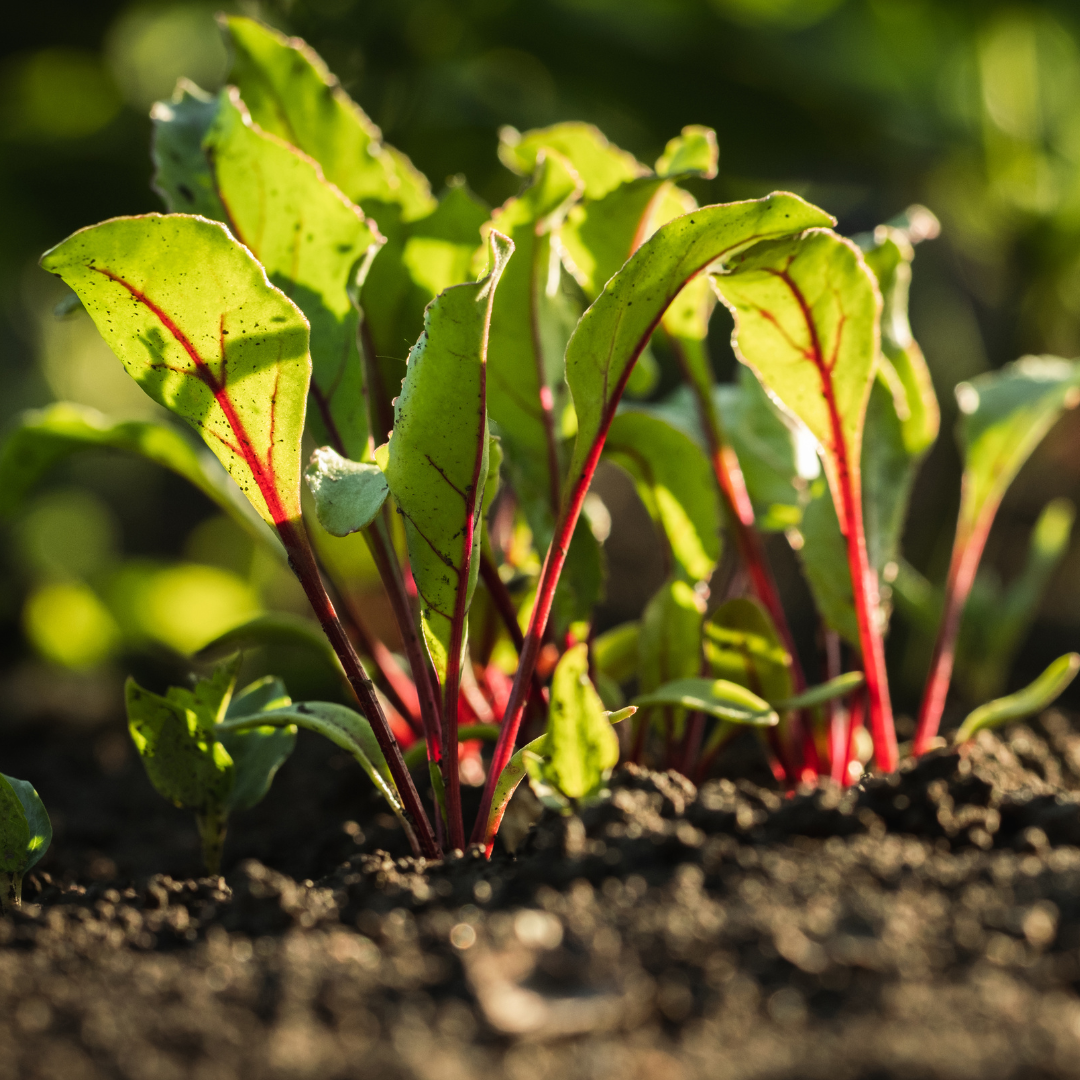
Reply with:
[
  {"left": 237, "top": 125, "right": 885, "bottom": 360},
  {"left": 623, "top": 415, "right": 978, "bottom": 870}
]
[
  {"left": 0, "top": 402, "right": 272, "bottom": 546},
  {"left": 604, "top": 411, "right": 721, "bottom": 584},
  {"left": 126, "top": 659, "right": 296, "bottom": 872},
  {"left": 383, "top": 230, "right": 513, "bottom": 682},
  {"left": 39, "top": 214, "right": 311, "bottom": 529},
  {"left": 305, "top": 448, "right": 389, "bottom": 537},
  {"left": 954, "top": 654, "right": 1080, "bottom": 745},
  {"left": 704, "top": 598, "right": 792, "bottom": 703},
  {"left": 0, "top": 773, "right": 52, "bottom": 911},
  {"left": 634, "top": 678, "right": 778, "bottom": 726},
  {"left": 525, "top": 644, "right": 620, "bottom": 804}
]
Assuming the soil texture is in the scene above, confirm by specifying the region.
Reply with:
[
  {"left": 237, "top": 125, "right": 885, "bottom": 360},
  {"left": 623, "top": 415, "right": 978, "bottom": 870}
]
[{"left": 7, "top": 707, "right": 1080, "bottom": 1079}]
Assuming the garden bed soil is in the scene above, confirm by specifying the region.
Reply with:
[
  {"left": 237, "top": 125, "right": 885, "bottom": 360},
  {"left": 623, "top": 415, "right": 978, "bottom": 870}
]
[{"left": 7, "top": 704, "right": 1080, "bottom": 1079}]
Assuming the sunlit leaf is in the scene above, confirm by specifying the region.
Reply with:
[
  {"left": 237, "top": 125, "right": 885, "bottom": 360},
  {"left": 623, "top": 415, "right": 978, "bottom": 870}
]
[
  {"left": 954, "top": 653, "right": 1080, "bottom": 744},
  {"left": 565, "top": 194, "right": 833, "bottom": 491},
  {"left": 383, "top": 230, "right": 514, "bottom": 683},
  {"left": 483, "top": 151, "right": 582, "bottom": 535},
  {"left": 498, "top": 121, "right": 646, "bottom": 200},
  {"left": 604, "top": 410, "right": 721, "bottom": 583},
  {"left": 530, "top": 643, "right": 620, "bottom": 801},
  {"left": 222, "top": 15, "right": 434, "bottom": 219},
  {"left": 771, "top": 671, "right": 864, "bottom": 711},
  {"left": 655, "top": 125, "right": 719, "bottom": 179},
  {"left": 634, "top": 677, "right": 777, "bottom": 725},
  {"left": 704, "top": 597, "right": 792, "bottom": 703},
  {"left": 593, "top": 621, "right": 640, "bottom": 684},
  {"left": 40, "top": 214, "right": 311, "bottom": 531}
]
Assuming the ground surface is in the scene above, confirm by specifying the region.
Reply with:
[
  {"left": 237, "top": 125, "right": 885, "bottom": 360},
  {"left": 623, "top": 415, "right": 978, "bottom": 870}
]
[{"left": 6, "top": 705, "right": 1080, "bottom": 1079}]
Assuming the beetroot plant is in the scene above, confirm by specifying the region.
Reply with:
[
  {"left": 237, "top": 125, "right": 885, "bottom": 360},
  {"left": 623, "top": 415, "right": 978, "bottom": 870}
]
[{"left": 10, "top": 15, "right": 1080, "bottom": 866}]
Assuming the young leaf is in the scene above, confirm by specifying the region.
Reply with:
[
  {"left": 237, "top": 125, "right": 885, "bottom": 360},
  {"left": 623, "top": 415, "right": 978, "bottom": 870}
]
[
  {"left": 0, "top": 403, "right": 271, "bottom": 548},
  {"left": 222, "top": 16, "right": 434, "bottom": 220},
  {"left": 477, "top": 733, "right": 548, "bottom": 855},
  {"left": 217, "top": 700, "right": 412, "bottom": 839},
  {"left": 704, "top": 597, "right": 793, "bottom": 703},
  {"left": 655, "top": 125, "right": 719, "bottom": 179},
  {"left": 603, "top": 410, "right": 721, "bottom": 584},
  {"left": 713, "top": 228, "right": 898, "bottom": 771},
  {"left": 150, "top": 79, "right": 228, "bottom": 220},
  {"left": 634, "top": 678, "right": 778, "bottom": 725},
  {"left": 499, "top": 122, "right": 646, "bottom": 200},
  {"left": 484, "top": 151, "right": 583, "bottom": 531},
  {"left": 39, "top": 214, "right": 311, "bottom": 532},
  {"left": 914, "top": 357, "right": 1080, "bottom": 754},
  {"left": 383, "top": 230, "right": 513, "bottom": 848},
  {"left": 534, "top": 643, "right": 620, "bottom": 801},
  {"left": 639, "top": 581, "right": 706, "bottom": 699},
  {"left": 305, "top": 446, "right": 389, "bottom": 537},
  {"left": 953, "top": 653, "right": 1080, "bottom": 745},
  {"left": 593, "top": 622, "right": 641, "bottom": 684},
  {"left": 0, "top": 773, "right": 52, "bottom": 910},
  {"left": 771, "top": 672, "right": 865, "bottom": 711},
  {"left": 217, "top": 677, "right": 297, "bottom": 813}
]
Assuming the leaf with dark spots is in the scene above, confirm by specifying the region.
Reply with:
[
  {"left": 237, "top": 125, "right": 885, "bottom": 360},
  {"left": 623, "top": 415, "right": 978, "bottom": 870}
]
[{"left": 40, "top": 214, "right": 311, "bottom": 529}]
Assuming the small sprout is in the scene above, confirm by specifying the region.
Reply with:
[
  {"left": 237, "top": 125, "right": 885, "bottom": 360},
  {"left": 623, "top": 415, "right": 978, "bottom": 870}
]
[
  {"left": 953, "top": 653, "right": 1080, "bottom": 746},
  {"left": 126, "top": 658, "right": 296, "bottom": 874},
  {"left": 0, "top": 773, "right": 52, "bottom": 911}
]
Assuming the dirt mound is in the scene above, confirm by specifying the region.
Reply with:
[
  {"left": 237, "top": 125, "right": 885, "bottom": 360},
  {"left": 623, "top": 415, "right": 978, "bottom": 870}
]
[{"left": 6, "top": 715, "right": 1080, "bottom": 1079}]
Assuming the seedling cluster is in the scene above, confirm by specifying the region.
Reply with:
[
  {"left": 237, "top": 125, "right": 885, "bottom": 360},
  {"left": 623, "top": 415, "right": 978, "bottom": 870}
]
[{"left": 4, "top": 16, "right": 1079, "bottom": 872}]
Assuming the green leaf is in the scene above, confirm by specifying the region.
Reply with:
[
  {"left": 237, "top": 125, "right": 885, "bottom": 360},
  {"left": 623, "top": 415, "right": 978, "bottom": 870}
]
[
  {"left": 499, "top": 122, "right": 646, "bottom": 200},
  {"left": 219, "top": 677, "right": 296, "bottom": 812},
  {"left": 3, "top": 776, "right": 51, "bottom": 875},
  {"left": 604, "top": 410, "right": 721, "bottom": 583},
  {"left": 383, "top": 231, "right": 514, "bottom": 682},
  {"left": 713, "top": 229, "right": 879, "bottom": 536},
  {"left": 222, "top": 16, "right": 434, "bottom": 220},
  {"left": 485, "top": 151, "right": 583, "bottom": 535},
  {"left": 704, "top": 597, "right": 793, "bottom": 703},
  {"left": 634, "top": 678, "right": 778, "bottom": 725},
  {"left": 197, "top": 613, "right": 340, "bottom": 671},
  {"left": 955, "top": 357, "right": 1080, "bottom": 549},
  {"left": 150, "top": 79, "right": 228, "bottom": 220},
  {"left": 593, "top": 622, "right": 640, "bottom": 684},
  {"left": 655, "top": 125, "right": 719, "bottom": 179},
  {"left": 552, "top": 512, "right": 607, "bottom": 636},
  {"left": 565, "top": 194, "right": 834, "bottom": 492},
  {"left": 360, "top": 185, "right": 490, "bottom": 440},
  {"left": 954, "top": 653, "right": 1080, "bottom": 745},
  {"left": 218, "top": 700, "right": 406, "bottom": 823},
  {"left": 0, "top": 404, "right": 271, "bottom": 549},
  {"left": 796, "top": 482, "right": 859, "bottom": 646},
  {"left": 305, "top": 447, "right": 389, "bottom": 536},
  {"left": 40, "top": 214, "right": 311, "bottom": 530},
  {"left": 639, "top": 580, "right": 706, "bottom": 694},
  {"left": 0, "top": 775, "right": 30, "bottom": 878},
  {"left": 771, "top": 671, "right": 864, "bottom": 711},
  {"left": 536, "top": 643, "right": 620, "bottom": 801},
  {"left": 478, "top": 733, "right": 548, "bottom": 852},
  {"left": 198, "top": 88, "right": 384, "bottom": 460},
  {"left": 126, "top": 675, "right": 235, "bottom": 812}
]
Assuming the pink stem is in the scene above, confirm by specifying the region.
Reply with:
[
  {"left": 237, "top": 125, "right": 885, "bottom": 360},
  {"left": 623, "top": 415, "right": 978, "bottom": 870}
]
[{"left": 912, "top": 497, "right": 992, "bottom": 755}]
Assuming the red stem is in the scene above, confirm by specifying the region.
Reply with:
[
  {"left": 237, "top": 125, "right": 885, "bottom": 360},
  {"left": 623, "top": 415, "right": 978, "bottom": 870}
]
[
  {"left": 364, "top": 517, "right": 444, "bottom": 763},
  {"left": 767, "top": 269, "right": 897, "bottom": 773},
  {"left": 277, "top": 518, "right": 439, "bottom": 858},
  {"left": 912, "top": 495, "right": 991, "bottom": 755}
]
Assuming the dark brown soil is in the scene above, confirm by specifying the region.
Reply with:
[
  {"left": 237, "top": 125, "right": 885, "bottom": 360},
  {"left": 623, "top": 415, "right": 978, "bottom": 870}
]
[{"left": 7, "top": 706, "right": 1080, "bottom": 1079}]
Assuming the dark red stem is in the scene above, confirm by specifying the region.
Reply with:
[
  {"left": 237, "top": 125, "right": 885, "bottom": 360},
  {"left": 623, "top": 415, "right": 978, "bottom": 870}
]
[
  {"left": 277, "top": 519, "right": 438, "bottom": 857},
  {"left": 912, "top": 493, "right": 991, "bottom": 755}
]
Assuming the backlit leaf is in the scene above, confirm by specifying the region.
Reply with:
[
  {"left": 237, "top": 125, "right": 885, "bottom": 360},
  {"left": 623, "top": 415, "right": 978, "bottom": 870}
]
[
  {"left": 704, "top": 597, "right": 792, "bottom": 703},
  {"left": 40, "top": 214, "right": 311, "bottom": 530},
  {"left": 383, "top": 231, "right": 514, "bottom": 682},
  {"left": 655, "top": 125, "right": 719, "bottom": 179},
  {"left": 219, "top": 675, "right": 296, "bottom": 813},
  {"left": 604, "top": 410, "right": 720, "bottom": 583},
  {"left": 634, "top": 678, "right": 777, "bottom": 726}
]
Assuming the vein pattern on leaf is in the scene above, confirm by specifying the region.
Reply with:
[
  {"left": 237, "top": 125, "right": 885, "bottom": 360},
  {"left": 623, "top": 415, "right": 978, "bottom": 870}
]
[{"left": 39, "top": 214, "right": 311, "bottom": 528}]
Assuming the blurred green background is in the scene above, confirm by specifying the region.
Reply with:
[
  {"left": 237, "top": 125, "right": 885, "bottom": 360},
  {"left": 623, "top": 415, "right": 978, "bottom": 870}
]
[{"left": 4, "top": 0, "right": 1080, "bottom": 729}]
